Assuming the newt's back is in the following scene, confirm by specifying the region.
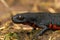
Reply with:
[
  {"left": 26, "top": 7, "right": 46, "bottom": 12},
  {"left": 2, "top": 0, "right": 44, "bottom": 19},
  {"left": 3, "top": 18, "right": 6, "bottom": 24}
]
[{"left": 50, "top": 13, "right": 60, "bottom": 25}]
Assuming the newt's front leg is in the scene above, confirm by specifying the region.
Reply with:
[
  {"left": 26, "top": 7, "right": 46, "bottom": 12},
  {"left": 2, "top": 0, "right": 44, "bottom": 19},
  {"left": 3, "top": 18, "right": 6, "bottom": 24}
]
[
  {"left": 32, "top": 24, "right": 49, "bottom": 40},
  {"left": 35, "top": 24, "right": 49, "bottom": 36}
]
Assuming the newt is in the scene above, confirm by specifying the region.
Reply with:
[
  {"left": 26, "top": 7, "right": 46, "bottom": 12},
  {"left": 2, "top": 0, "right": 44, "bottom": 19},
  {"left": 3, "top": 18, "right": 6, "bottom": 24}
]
[{"left": 12, "top": 12, "right": 60, "bottom": 36}]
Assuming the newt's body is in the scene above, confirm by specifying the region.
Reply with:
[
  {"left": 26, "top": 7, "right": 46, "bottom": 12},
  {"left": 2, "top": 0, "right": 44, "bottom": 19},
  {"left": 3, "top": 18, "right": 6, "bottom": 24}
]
[{"left": 12, "top": 12, "right": 60, "bottom": 36}]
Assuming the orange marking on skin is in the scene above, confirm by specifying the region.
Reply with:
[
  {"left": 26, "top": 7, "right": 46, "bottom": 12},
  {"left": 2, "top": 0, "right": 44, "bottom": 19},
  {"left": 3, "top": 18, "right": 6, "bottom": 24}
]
[
  {"left": 49, "top": 24, "right": 60, "bottom": 30},
  {"left": 22, "top": 23, "right": 60, "bottom": 30},
  {"left": 49, "top": 24, "right": 53, "bottom": 29},
  {"left": 53, "top": 24, "right": 60, "bottom": 30}
]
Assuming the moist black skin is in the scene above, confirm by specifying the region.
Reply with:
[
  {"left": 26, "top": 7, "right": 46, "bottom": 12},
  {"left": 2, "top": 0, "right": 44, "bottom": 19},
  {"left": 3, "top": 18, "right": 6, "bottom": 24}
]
[{"left": 12, "top": 12, "right": 60, "bottom": 36}]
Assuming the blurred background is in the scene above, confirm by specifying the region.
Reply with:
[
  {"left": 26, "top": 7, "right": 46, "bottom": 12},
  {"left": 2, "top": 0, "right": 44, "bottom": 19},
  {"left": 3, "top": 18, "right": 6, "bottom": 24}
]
[{"left": 0, "top": 0, "right": 60, "bottom": 21}]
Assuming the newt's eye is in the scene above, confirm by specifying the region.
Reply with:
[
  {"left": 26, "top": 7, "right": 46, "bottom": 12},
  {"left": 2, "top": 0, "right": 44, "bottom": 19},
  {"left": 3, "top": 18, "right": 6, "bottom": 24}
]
[{"left": 18, "top": 16, "right": 24, "bottom": 20}]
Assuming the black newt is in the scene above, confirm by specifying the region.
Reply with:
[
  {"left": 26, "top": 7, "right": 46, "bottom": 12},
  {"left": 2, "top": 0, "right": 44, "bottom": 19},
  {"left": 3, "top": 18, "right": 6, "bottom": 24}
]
[{"left": 12, "top": 12, "right": 60, "bottom": 36}]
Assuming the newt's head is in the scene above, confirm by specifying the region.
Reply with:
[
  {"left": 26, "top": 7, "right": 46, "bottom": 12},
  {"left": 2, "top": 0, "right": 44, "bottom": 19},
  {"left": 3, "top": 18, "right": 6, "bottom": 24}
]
[{"left": 12, "top": 14, "right": 28, "bottom": 23}]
